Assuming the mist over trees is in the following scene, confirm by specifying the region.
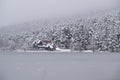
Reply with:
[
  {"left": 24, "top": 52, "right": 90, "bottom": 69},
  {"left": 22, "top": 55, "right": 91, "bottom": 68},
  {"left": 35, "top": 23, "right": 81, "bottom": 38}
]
[{"left": 0, "top": 9, "right": 120, "bottom": 52}]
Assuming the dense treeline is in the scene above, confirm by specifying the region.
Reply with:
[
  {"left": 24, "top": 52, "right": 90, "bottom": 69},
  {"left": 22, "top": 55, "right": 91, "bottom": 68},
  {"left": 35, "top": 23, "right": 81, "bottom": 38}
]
[{"left": 0, "top": 10, "right": 120, "bottom": 52}]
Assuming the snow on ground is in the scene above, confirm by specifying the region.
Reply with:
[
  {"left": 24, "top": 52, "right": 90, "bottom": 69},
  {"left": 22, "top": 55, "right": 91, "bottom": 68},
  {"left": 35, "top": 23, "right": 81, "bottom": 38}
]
[
  {"left": 0, "top": 52, "right": 120, "bottom": 80},
  {"left": 56, "top": 47, "right": 71, "bottom": 52},
  {"left": 82, "top": 50, "right": 93, "bottom": 52},
  {"left": 15, "top": 48, "right": 72, "bottom": 53}
]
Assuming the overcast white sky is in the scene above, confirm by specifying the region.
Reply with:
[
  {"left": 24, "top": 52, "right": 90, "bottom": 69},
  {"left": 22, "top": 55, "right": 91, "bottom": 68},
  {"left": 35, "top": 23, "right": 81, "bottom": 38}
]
[{"left": 0, "top": 0, "right": 119, "bottom": 27}]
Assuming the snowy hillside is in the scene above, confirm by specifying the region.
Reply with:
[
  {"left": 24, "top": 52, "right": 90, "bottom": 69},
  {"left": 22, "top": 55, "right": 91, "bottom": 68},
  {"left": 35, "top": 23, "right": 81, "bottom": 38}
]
[{"left": 0, "top": 9, "right": 120, "bottom": 52}]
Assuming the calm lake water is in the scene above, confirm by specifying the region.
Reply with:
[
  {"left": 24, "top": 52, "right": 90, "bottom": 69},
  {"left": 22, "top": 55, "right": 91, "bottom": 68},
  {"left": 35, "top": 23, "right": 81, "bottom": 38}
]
[{"left": 0, "top": 51, "right": 120, "bottom": 80}]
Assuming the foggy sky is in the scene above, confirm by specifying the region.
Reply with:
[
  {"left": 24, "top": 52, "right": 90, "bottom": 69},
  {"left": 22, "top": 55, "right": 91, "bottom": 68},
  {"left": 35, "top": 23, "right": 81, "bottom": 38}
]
[{"left": 0, "top": 0, "right": 119, "bottom": 27}]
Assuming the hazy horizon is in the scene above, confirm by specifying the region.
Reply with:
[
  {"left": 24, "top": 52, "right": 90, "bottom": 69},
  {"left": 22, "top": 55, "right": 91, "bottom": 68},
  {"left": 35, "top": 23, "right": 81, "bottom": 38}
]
[{"left": 0, "top": 0, "right": 119, "bottom": 27}]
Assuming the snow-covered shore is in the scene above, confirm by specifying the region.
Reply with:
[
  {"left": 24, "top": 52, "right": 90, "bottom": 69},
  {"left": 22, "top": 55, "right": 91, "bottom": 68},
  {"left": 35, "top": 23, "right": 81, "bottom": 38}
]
[{"left": 14, "top": 49, "right": 94, "bottom": 53}]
